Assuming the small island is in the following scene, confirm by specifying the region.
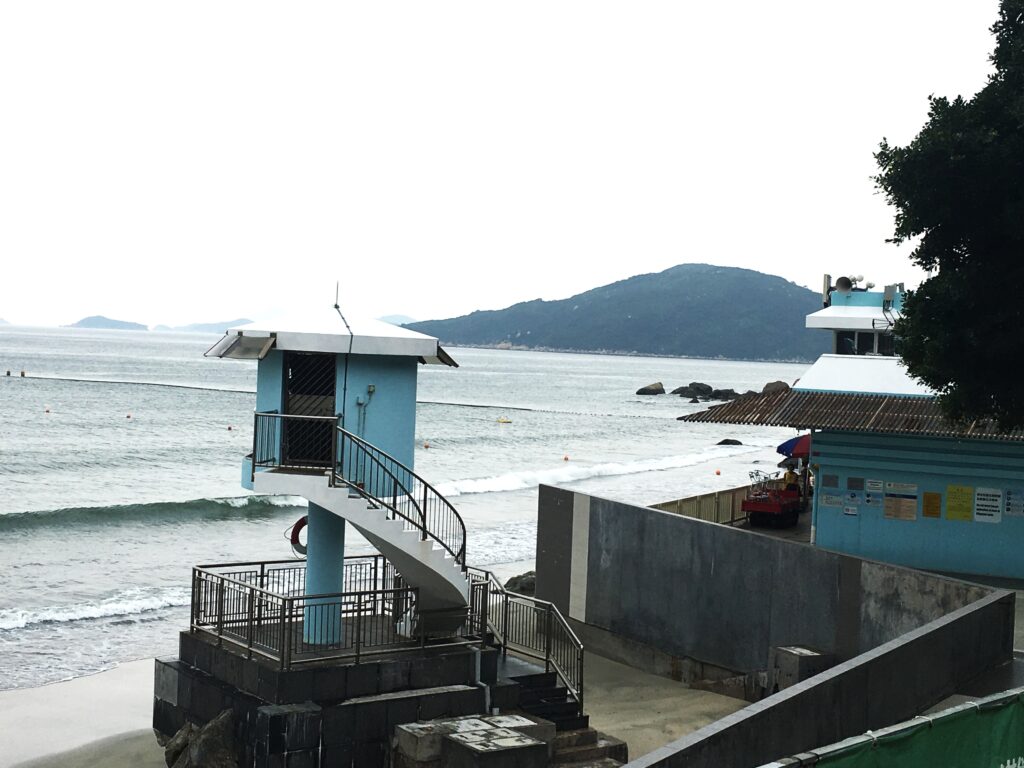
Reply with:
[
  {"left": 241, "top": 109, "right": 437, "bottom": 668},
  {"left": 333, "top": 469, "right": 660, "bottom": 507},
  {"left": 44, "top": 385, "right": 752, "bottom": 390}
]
[
  {"left": 153, "top": 319, "right": 253, "bottom": 334},
  {"left": 65, "top": 315, "right": 148, "bottom": 331}
]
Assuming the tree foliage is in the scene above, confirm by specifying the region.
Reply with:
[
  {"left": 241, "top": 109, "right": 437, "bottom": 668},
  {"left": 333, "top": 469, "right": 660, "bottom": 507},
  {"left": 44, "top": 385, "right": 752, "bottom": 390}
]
[{"left": 875, "top": 1, "right": 1024, "bottom": 428}]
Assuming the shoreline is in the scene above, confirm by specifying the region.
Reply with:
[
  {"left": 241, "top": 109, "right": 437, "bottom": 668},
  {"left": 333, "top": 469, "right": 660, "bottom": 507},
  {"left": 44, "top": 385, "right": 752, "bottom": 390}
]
[{"left": 0, "top": 659, "right": 158, "bottom": 768}]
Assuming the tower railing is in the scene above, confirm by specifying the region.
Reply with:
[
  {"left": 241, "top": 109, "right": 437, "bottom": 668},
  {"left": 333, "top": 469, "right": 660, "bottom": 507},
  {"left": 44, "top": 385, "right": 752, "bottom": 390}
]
[
  {"left": 249, "top": 413, "right": 468, "bottom": 572},
  {"left": 334, "top": 426, "right": 467, "bottom": 572}
]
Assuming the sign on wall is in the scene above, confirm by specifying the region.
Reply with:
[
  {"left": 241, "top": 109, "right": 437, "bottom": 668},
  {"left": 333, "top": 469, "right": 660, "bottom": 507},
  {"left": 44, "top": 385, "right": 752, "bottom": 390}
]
[
  {"left": 884, "top": 482, "right": 918, "bottom": 521},
  {"left": 922, "top": 492, "right": 942, "bottom": 519},
  {"left": 946, "top": 485, "right": 973, "bottom": 521},
  {"left": 974, "top": 487, "right": 1003, "bottom": 523},
  {"left": 1005, "top": 488, "right": 1024, "bottom": 517},
  {"left": 866, "top": 479, "right": 884, "bottom": 493},
  {"left": 820, "top": 494, "right": 843, "bottom": 507}
]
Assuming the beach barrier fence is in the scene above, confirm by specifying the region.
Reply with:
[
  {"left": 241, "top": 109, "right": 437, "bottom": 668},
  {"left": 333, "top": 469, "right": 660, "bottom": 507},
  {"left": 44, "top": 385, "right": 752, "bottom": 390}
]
[{"left": 651, "top": 483, "right": 751, "bottom": 525}]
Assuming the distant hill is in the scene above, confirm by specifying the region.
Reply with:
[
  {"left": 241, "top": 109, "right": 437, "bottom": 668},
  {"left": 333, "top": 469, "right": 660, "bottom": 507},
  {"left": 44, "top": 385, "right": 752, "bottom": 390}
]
[
  {"left": 378, "top": 314, "right": 417, "bottom": 326},
  {"left": 65, "top": 315, "right": 148, "bottom": 331},
  {"left": 153, "top": 319, "right": 253, "bottom": 334},
  {"left": 406, "top": 264, "right": 829, "bottom": 361}
]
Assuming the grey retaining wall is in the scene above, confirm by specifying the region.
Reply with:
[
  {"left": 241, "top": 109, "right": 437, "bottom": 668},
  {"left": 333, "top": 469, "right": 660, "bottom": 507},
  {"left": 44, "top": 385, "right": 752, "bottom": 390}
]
[{"left": 535, "top": 485, "right": 1015, "bottom": 768}]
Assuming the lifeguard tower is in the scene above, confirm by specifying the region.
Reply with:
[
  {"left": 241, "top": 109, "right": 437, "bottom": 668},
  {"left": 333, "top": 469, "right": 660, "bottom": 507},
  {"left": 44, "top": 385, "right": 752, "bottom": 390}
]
[{"left": 151, "top": 307, "right": 592, "bottom": 768}]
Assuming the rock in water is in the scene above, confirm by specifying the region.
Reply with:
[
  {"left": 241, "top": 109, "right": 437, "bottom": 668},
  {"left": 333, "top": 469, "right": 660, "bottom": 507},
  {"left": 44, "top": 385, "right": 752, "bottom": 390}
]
[
  {"left": 636, "top": 382, "right": 666, "bottom": 395},
  {"left": 672, "top": 382, "right": 713, "bottom": 398},
  {"left": 710, "top": 388, "right": 739, "bottom": 400},
  {"left": 689, "top": 397, "right": 701, "bottom": 404},
  {"left": 763, "top": 380, "right": 791, "bottom": 395},
  {"left": 505, "top": 571, "right": 536, "bottom": 595},
  {"left": 717, "top": 439, "right": 743, "bottom": 445}
]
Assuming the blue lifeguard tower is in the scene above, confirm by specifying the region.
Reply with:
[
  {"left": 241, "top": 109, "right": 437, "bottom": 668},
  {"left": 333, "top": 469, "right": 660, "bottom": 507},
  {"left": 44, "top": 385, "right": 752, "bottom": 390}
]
[
  {"left": 205, "top": 309, "right": 467, "bottom": 639},
  {"left": 152, "top": 307, "right": 589, "bottom": 768}
]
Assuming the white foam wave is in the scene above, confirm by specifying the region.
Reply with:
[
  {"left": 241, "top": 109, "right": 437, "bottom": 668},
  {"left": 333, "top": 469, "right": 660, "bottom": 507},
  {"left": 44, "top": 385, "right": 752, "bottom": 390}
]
[
  {"left": 217, "top": 494, "right": 306, "bottom": 508},
  {"left": 0, "top": 587, "right": 190, "bottom": 631},
  {"left": 435, "top": 445, "right": 759, "bottom": 497}
]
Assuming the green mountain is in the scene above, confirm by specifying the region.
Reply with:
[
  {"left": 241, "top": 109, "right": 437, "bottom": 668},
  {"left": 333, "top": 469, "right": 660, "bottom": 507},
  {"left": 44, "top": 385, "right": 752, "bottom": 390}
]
[
  {"left": 407, "top": 264, "right": 828, "bottom": 361},
  {"left": 65, "top": 315, "right": 148, "bottom": 331}
]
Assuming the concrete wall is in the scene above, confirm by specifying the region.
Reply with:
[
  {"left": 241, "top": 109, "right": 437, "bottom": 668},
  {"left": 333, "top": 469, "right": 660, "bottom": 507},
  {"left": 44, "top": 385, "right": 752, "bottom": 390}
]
[
  {"left": 812, "top": 431, "right": 1024, "bottom": 579},
  {"left": 535, "top": 486, "right": 1015, "bottom": 767},
  {"left": 536, "top": 486, "right": 992, "bottom": 674}
]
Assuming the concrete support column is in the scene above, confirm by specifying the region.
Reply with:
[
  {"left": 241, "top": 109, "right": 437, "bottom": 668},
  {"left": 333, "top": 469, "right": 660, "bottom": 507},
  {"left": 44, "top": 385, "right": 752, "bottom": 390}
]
[{"left": 304, "top": 501, "right": 346, "bottom": 645}]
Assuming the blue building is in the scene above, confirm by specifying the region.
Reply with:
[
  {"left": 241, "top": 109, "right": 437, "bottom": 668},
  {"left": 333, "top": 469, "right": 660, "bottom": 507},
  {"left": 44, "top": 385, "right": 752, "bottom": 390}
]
[{"left": 682, "top": 275, "right": 1024, "bottom": 580}]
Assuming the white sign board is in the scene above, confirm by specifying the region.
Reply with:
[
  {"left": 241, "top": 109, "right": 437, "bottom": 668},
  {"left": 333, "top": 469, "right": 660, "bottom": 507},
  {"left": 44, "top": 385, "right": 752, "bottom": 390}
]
[{"left": 974, "top": 487, "right": 1003, "bottom": 523}]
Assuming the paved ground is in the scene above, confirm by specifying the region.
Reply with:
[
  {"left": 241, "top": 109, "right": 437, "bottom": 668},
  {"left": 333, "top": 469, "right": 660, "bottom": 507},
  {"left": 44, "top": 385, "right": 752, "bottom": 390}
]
[{"left": 581, "top": 652, "right": 746, "bottom": 759}]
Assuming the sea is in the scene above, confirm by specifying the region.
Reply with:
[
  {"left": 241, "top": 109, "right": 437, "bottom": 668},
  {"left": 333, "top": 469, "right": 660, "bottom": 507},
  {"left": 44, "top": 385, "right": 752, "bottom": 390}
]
[{"left": 0, "top": 327, "right": 808, "bottom": 691}]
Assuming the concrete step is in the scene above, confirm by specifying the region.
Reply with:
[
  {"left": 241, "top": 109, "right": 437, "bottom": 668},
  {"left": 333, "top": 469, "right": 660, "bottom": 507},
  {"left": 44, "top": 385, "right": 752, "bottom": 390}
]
[
  {"left": 551, "top": 759, "right": 623, "bottom": 768},
  {"left": 510, "top": 671, "right": 558, "bottom": 689},
  {"left": 552, "top": 714, "right": 590, "bottom": 732},
  {"left": 553, "top": 733, "right": 628, "bottom": 764},
  {"left": 552, "top": 728, "right": 598, "bottom": 750},
  {"left": 518, "top": 685, "right": 568, "bottom": 704}
]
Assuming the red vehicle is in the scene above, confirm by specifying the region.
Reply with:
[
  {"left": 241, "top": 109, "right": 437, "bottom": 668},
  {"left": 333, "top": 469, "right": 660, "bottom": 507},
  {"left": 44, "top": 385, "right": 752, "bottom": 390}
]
[{"left": 742, "top": 470, "right": 802, "bottom": 528}]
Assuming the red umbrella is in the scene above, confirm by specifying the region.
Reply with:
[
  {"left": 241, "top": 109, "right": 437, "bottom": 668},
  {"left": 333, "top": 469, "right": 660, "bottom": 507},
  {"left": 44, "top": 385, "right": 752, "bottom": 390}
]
[{"left": 777, "top": 433, "right": 811, "bottom": 459}]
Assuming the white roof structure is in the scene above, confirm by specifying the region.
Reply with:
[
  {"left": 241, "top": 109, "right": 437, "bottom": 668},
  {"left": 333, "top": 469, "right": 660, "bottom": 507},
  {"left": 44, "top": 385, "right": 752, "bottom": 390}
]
[
  {"left": 805, "top": 305, "right": 900, "bottom": 331},
  {"left": 794, "top": 354, "right": 932, "bottom": 397},
  {"left": 204, "top": 309, "right": 457, "bottom": 366}
]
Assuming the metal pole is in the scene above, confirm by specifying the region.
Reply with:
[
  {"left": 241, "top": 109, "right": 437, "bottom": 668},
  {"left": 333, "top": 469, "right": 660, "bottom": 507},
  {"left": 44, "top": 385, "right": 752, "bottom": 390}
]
[
  {"left": 246, "top": 588, "right": 256, "bottom": 659},
  {"left": 251, "top": 413, "right": 259, "bottom": 483},
  {"left": 544, "top": 604, "right": 553, "bottom": 673},
  {"left": 354, "top": 603, "right": 362, "bottom": 663},
  {"left": 278, "top": 598, "right": 288, "bottom": 670},
  {"left": 421, "top": 485, "right": 428, "bottom": 540},
  {"left": 216, "top": 578, "right": 225, "bottom": 647}
]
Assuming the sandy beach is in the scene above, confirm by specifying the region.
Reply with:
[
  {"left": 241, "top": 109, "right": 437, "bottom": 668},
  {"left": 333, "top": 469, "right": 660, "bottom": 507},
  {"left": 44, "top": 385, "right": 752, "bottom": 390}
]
[{"left": 1, "top": 659, "right": 162, "bottom": 768}]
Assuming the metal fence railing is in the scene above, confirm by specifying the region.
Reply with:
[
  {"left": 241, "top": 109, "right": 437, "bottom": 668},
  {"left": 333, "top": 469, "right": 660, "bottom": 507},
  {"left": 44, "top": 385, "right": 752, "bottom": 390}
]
[
  {"left": 191, "top": 557, "right": 488, "bottom": 668},
  {"left": 652, "top": 483, "right": 752, "bottom": 525},
  {"left": 467, "top": 567, "right": 584, "bottom": 714}
]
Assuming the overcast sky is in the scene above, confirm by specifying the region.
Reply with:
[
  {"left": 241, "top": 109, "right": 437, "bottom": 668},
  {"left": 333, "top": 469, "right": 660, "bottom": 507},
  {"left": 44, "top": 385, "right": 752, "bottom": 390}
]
[{"left": 0, "top": 1, "right": 1001, "bottom": 327}]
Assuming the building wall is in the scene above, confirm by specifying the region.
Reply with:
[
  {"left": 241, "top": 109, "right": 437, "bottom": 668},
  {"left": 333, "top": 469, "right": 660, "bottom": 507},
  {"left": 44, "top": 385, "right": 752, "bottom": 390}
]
[
  {"left": 336, "top": 354, "right": 418, "bottom": 470},
  {"left": 812, "top": 430, "right": 1024, "bottom": 579},
  {"left": 256, "top": 349, "right": 285, "bottom": 413}
]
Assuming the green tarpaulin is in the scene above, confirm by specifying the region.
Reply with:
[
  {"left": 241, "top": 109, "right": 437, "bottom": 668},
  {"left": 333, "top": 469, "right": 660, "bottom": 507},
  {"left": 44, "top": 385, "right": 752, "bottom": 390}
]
[{"left": 817, "top": 694, "right": 1024, "bottom": 768}]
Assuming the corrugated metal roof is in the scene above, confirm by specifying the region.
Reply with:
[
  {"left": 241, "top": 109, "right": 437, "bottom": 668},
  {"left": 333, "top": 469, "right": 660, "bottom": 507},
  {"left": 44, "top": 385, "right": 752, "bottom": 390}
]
[{"left": 677, "top": 390, "right": 1024, "bottom": 442}]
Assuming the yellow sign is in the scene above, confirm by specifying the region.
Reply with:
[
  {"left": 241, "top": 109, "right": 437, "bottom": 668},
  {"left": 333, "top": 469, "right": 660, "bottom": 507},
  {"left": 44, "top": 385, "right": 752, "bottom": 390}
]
[
  {"left": 946, "top": 485, "right": 973, "bottom": 521},
  {"left": 922, "top": 492, "right": 942, "bottom": 519}
]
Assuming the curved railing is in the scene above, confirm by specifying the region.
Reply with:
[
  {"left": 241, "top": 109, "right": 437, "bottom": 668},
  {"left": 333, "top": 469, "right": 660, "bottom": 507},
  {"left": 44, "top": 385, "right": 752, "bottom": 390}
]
[{"left": 334, "top": 426, "right": 467, "bottom": 571}]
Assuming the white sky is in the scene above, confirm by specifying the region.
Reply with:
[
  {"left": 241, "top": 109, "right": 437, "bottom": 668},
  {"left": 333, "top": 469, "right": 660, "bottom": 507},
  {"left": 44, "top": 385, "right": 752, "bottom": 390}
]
[{"left": 0, "top": 1, "right": 1000, "bottom": 327}]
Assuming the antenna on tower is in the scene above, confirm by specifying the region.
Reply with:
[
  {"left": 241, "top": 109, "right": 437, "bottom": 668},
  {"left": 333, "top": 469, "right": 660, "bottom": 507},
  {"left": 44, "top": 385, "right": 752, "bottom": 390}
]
[{"left": 333, "top": 281, "right": 353, "bottom": 336}]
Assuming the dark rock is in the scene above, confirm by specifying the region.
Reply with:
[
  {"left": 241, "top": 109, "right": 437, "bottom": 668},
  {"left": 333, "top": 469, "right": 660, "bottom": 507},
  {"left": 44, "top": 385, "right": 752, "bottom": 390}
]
[
  {"left": 709, "top": 388, "right": 739, "bottom": 400},
  {"left": 505, "top": 571, "right": 536, "bottom": 595},
  {"left": 743, "top": 390, "right": 758, "bottom": 397},
  {"left": 188, "top": 709, "right": 236, "bottom": 768},
  {"left": 689, "top": 397, "right": 700, "bottom": 404},
  {"left": 763, "top": 380, "right": 791, "bottom": 395},
  {"left": 164, "top": 722, "right": 196, "bottom": 767},
  {"left": 717, "top": 439, "right": 743, "bottom": 446},
  {"left": 636, "top": 382, "right": 666, "bottom": 395},
  {"left": 672, "top": 381, "right": 713, "bottom": 398}
]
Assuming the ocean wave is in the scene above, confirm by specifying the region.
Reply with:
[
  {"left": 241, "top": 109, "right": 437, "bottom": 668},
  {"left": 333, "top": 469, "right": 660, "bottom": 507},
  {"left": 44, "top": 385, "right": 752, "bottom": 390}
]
[
  {"left": 435, "top": 445, "right": 760, "bottom": 497},
  {"left": 0, "top": 587, "right": 190, "bottom": 631},
  {"left": 0, "top": 494, "right": 307, "bottom": 528}
]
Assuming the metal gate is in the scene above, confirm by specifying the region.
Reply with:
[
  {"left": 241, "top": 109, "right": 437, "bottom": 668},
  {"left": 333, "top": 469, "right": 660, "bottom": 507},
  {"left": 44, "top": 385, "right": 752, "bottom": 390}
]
[{"left": 282, "top": 352, "right": 336, "bottom": 467}]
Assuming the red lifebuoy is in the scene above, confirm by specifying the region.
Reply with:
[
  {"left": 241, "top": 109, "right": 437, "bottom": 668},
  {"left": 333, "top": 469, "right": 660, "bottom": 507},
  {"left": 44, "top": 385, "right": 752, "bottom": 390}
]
[{"left": 289, "top": 516, "right": 308, "bottom": 555}]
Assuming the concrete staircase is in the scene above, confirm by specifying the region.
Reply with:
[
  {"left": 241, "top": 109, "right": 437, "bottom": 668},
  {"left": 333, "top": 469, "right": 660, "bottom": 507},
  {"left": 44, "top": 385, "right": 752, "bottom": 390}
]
[{"left": 253, "top": 469, "right": 470, "bottom": 617}]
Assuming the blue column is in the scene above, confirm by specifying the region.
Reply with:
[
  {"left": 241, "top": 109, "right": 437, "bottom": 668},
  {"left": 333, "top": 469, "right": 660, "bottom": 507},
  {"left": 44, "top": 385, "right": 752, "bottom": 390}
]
[{"left": 303, "top": 501, "right": 345, "bottom": 645}]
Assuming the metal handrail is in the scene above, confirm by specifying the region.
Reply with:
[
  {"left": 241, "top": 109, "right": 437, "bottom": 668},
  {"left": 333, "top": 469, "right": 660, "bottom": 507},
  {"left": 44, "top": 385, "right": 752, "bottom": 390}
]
[
  {"left": 334, "top": 426, "right": 467, "bottom": 571},
  {"left": 466, "top": 567, "right": 584, "bottom": 713},
  {"left": 248, "top": 413, "right": 467, "bottom": 571}
]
